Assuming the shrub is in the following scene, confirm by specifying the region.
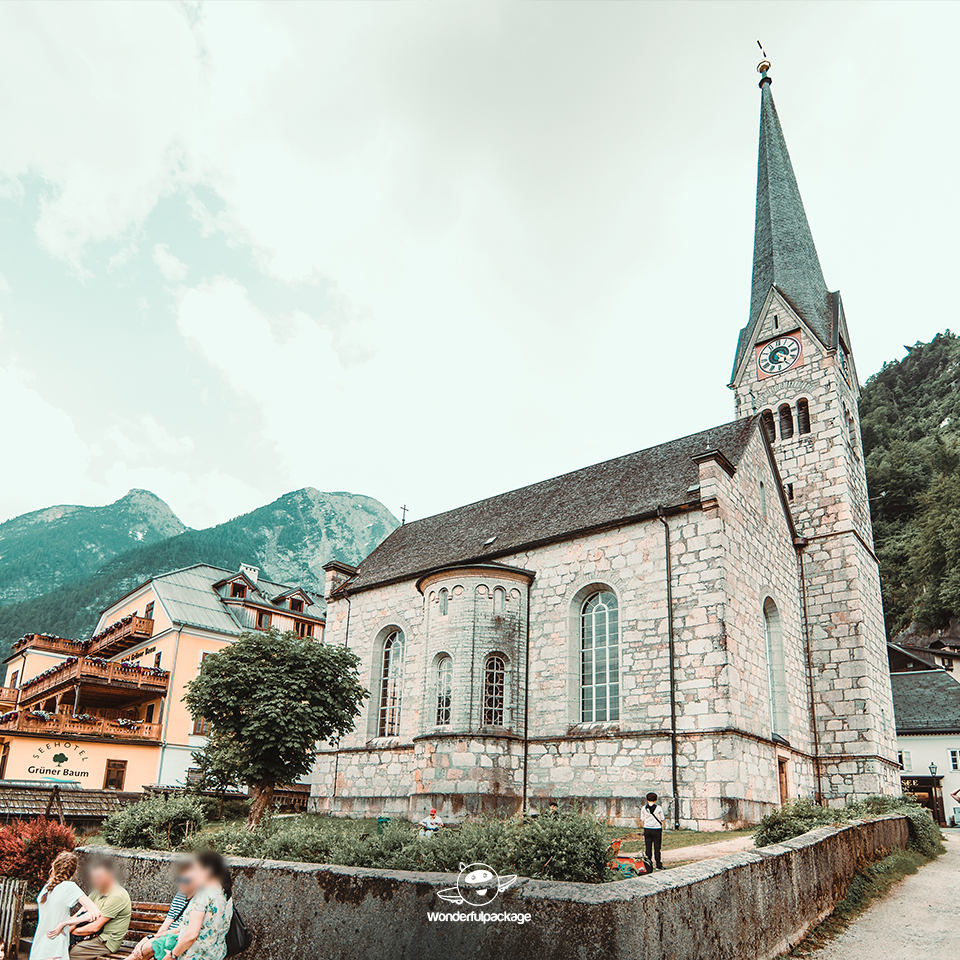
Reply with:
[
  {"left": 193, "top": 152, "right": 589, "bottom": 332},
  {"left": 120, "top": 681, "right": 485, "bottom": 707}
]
[
  {"left": 183, "top": 822, "right": 269, "bottom": 859},
  {"left": 0, "top": 819, "right": 76, "bottom": 890},
  {"left": 754, "top": 794, "right": 945, "bottom": 859},
  {"left": 753, "top": 798, "right": 835, "bottom": 848},
  {"left": 102, "top": 796, "right": 206, "bottom": 850},
  {"left": 510, "top": 813, "right": 612, "bottom": 882},
  {"left": 196, "top": 796, "right": 251, "bottom": 823}
]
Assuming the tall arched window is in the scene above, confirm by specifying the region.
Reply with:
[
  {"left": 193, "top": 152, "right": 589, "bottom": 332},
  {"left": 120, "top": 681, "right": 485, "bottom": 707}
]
[
  {"left": 439, "top": 588, "right": 449, "bottom": 616},
  {"left": 759, "top": 480, "right": 767, "bottom": 517},
  {"left": 493, "top": 587, "right": 505, "bottom": 614},
  {"left": 377, "top": 630, "right": 405, "bottom": 737},
  {"left": 779, "top": 404, "right": 794, "bottom": 439},
  {"left": 482, "top": 655, "right": 505, "bottom": 726},
  {"left": 761, "top": 409, "right": 776, "bottom": 444},
  {"left": 796, "top": 398, "right": 811, "bottom": 435},
  {"left": 763, "top": 599, "right": 789, "bottom": 739},
  {"left": 436, "top": 656, "right": 452, "bottom": 726},
  {"left": 580, "top": 591, "right": 620, "bottom": 722}
]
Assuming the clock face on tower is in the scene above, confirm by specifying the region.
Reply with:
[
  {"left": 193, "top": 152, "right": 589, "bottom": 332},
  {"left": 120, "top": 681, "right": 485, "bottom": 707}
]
[{"left": 757, "top": 336, "right": 802, "bottom": 377}]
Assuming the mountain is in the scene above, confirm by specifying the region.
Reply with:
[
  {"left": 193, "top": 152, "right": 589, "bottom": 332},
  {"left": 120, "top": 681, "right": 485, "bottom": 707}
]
[
  {"left": 861, "top": 331, "right": 960, "bottom": 635},
  {"left": 0, "top": 489, "right": 186, "bottom": 606},
  {"left": 0, "top": 488, "right": 398, "bottom": 649}
]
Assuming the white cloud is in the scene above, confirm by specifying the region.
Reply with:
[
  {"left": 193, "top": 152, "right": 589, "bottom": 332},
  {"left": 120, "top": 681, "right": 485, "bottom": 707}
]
[
  {"left": 152, "top": 244, "right": 189, "bottom": 282},
  {"left": 0, "top": 364, "right": 97, "bottom": 516},
  {"left": 105, "top": 415, "right": 194, "bottom": 460}
]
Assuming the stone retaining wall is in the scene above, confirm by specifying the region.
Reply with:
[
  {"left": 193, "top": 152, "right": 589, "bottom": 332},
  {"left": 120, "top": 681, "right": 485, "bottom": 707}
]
[{"left": 80, "top": 814, "right": 908, "bottom": 960}]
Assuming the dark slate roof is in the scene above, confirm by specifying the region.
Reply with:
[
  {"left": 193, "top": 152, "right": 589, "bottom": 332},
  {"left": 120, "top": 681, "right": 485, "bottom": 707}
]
[
  {"left": 891, "top": 670, "right": 960, "bottom": 734},
  {"left": 732, "top": 78, "right": 840, "bottom": 378},
  {"left": 339, "top": 418, "right": 758, "bottom": 593}
]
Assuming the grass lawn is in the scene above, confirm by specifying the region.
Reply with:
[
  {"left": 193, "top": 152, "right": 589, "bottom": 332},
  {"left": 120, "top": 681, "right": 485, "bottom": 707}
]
[{"left": 608, "top": 826, "right": 755, "bottom": 854}]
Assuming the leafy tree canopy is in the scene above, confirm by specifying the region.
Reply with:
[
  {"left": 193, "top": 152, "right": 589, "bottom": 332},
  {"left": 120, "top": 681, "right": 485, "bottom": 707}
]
[
  {"left": 861, "top": 331, "right": 960, "bottom": 633},
  {"left": 185, "top": 630, "right": 368, "bottom": 827}
]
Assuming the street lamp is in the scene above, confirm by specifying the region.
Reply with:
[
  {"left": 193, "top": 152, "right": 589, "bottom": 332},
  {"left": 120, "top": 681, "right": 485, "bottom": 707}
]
[{"left": 929, "top": 762, "right": 938, "bottom": 776}]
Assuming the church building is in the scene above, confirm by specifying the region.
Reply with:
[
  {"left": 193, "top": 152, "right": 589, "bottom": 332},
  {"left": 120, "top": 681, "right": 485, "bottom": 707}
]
[{"left": 309, "top": 63, "right": 899, "bottom": 828}]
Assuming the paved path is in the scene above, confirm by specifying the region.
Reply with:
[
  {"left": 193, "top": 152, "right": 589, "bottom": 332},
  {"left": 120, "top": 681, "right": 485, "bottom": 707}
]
[
  {"left": 662, "top": 833, "right": 755, "bottom": 863},
  {"left": 815, "top": 828, "right": 959, "bottom": 960}
]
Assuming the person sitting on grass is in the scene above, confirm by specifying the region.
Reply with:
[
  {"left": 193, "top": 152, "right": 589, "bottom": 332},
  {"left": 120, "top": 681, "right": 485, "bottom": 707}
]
[{"left": 125, "top": 863, "right": 198, "bottom": 960}]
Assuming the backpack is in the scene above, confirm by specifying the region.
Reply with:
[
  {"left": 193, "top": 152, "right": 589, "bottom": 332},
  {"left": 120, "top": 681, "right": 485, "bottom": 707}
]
[{"left": 225, "top": 908, "right": 252, "bottom": 957}]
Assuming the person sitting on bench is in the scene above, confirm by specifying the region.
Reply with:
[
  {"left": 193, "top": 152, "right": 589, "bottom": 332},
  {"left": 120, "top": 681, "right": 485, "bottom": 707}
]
[{"left": 125, "top": 864, "right": 198, "bottom": 960}]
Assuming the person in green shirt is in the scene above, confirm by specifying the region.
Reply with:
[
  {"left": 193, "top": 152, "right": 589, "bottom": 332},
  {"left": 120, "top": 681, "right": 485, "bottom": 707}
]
[{"left": 69, "top": 859, "right": 132, "bottom": 958}]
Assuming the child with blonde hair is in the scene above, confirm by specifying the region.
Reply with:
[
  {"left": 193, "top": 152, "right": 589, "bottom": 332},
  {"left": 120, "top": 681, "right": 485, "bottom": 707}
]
[{"left": 30, "top": 852, "right": 102, "bottom": 960}]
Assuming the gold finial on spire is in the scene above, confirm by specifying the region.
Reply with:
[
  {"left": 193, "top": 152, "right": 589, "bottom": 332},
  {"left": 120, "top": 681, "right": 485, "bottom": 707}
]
[{"left": 756, "top": 41, "right": 772, "bottom": 88}]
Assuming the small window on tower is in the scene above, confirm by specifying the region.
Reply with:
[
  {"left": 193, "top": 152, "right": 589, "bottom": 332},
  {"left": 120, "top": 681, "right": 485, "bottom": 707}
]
[
  {"left": 773, "top": 314, "right": 779, "bottom": 329},
  {"left": 779, "top": 404, "right": 794, "bottom": 439},
  {"left": 760, "top": 481, "right": 767, "bottom": 517},
  {"left": 797, "top": 399, "right": 811, "bottom": 435},
  {"left": 761, "top": 410, "right": 776, "bottom": 444}
]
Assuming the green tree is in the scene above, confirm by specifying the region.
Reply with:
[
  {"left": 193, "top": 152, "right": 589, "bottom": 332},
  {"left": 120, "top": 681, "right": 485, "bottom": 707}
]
[{"left": 185, "top": 630, "right": 368, "bottom": 828}]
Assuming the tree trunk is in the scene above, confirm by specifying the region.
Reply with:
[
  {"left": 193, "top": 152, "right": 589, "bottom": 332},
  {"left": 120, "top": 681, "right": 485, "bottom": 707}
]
[{"left": 246, "top": 781, "right": 275, "bottom": 829}]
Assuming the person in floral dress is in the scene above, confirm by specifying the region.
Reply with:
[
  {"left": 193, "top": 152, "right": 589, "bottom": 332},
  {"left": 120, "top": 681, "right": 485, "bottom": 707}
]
[{"left": 150, "top": 854, "right": 233, "bottom": 960}]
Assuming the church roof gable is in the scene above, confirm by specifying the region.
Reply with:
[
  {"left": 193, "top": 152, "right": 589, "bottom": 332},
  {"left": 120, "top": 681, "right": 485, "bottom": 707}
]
[{"left": 339, "top": 418, "right": 758, "bottom": 594}]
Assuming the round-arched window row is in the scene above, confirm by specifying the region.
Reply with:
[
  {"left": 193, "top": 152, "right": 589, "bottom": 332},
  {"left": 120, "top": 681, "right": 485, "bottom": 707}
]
[
  {"left": 761, "top": 399, "right": 812, "bottom": 443},
  {"left": 580, "top": 590, "right": 620, "bottom": 723}
]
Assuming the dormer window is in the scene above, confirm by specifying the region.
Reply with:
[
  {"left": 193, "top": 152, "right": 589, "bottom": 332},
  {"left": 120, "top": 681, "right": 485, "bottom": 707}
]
[
  {"left": 231, "top": 583, "right": 247, "bottom": 599},
  {"left": 290, "top": 598, "right": 304, "bottom": 613}
]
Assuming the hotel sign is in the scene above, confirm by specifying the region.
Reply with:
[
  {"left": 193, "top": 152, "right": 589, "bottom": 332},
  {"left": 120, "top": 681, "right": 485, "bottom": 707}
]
[{"left": 29, "top": 740, "right": 91, "bottom": 779}]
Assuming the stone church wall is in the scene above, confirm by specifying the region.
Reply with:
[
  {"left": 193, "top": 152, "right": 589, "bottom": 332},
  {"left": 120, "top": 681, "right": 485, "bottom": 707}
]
[{"left": 311, "top": 425, "right": 816, "bottom": 827}]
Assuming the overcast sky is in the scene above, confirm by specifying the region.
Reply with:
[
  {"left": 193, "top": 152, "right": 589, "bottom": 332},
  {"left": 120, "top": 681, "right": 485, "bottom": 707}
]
[{"left": 1, "top": 1, "right": 957, "bottom": 529}]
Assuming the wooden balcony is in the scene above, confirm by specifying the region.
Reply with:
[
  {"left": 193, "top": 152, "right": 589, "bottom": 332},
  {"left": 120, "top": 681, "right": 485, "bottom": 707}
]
[
  {"left": 87, "top": 616, "right": 154, "bottom": 658},
  {"left": 12, "top": 634, "right": 89, "bottom": 657},
  {"left": 0, "top": 711, "right": 162, "bottom": 742},
  {"left": 19, "top": 658, "right": 170, "bottom": 708},
  {"left": 0, "top": 687, "right": 18, "bottom": 707}
]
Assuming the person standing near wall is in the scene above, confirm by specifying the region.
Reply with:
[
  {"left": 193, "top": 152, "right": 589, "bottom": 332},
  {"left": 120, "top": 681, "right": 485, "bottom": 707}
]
[{"left": 641, "top": 792, "right": 666, "bottom": 870}]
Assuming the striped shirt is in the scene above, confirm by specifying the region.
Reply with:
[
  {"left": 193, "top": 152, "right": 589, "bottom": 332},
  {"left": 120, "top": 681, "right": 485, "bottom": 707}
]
[{"left": 166, "top": 893, "right": 190, "bottom": 929}]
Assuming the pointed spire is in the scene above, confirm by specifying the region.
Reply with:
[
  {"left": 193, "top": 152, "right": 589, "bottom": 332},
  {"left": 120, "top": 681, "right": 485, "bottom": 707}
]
[{"left": 749, "top": 61, "right": 832, "bottom": 344}]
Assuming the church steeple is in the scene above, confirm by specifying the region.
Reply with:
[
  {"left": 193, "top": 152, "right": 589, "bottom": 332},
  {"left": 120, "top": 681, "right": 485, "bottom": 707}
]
[{"left": 750, "top": 62, "right": 831, "bottom": 341}]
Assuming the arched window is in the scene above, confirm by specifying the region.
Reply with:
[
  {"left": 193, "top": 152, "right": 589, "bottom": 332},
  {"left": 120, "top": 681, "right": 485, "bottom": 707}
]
[
  {"left": 779, "top": 404, "right": 794, "bottom": 440},
  {"left": 377, "top": 630, "right": 405, "bottom": 737},
  {"left": 580, "top": 591, "right": 620, "bottom": 722},
  {"left": 797, "top": 398, "right": 811, "bottom": 435},
  {"left": 760, "top": 409, "right": 776, "bottom": 444},
  {"left": 759, "top": 480, "right": 767, "bottom": 517},
  {"left": 439, "top": 588, "right": 449, "bottom": 616},
  {"left": 763, "top": 599, "right": 789, "bottom": 739},
  {"left": 493, "top": 587, "right": 505, "bottom": 615},
  {"left": 482, "top": 655, "right": 505, "bottom": 726},
  {"left": 436, "top": 656, "right": 452, "bottom": 726}
]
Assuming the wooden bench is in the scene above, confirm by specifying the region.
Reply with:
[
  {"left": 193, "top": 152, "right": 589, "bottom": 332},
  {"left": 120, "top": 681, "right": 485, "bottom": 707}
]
[
  {"left": 22, "top": 901, "right": 170, "bottom": 960},
  {"left": 105, "top": 901, "right": 170, "bottom": 959}
]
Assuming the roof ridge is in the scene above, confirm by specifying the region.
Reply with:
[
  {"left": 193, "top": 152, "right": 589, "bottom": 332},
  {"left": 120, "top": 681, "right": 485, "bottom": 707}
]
[{"left": 395, "top": 416, "right": 758, "bottom": 531}]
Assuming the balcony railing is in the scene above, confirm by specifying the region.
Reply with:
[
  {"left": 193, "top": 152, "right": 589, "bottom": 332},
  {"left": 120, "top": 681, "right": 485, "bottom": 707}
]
[
  {"left": 87, "top": 616, "right": 155, "bottom": 657},
  {"left": 19, "top": 658, "right": 170, "bottom": 703},
  {"left": 0, "top": 711, "right": 162, "bottom": 741},
  {"left": 12, "top": 634, "right": 89, "bottom": 657},
  {"left": 0, "top": 688, "right": 18, "bottom": 705}
]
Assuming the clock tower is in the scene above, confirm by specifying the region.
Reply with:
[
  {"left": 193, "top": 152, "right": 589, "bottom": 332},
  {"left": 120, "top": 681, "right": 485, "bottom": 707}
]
[{"left": 730, "top": 60, "right": 898, "bottom": 802}]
